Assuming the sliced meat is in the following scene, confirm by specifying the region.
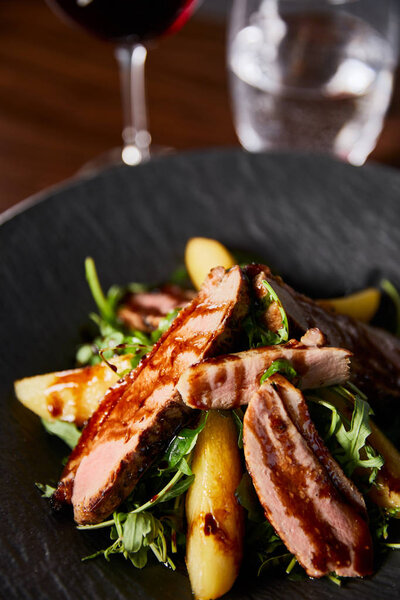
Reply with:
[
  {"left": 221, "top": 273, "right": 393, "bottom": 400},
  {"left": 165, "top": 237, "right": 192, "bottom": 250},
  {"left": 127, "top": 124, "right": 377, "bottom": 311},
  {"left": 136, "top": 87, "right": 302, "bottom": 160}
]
[
  {"left": 53, "top": 266, "right": 249, "bottom": 525},
  {"left": 300, "top": 327, "right": 326, "bottom": 347},
  {"left": 177, "top": 340, "right": 351, "bottom": 410},
  {"left": 271, "top": 375, "right": 366, "bottom": 516},
  {"left": 118, "top": 284, "right": 195, "bottom": 332},
  {"left": 246, "top": 264, "right": 400, "bottom": 413},
  {"left": 243, "top": 375, "right": 373, "bottom": 578}
]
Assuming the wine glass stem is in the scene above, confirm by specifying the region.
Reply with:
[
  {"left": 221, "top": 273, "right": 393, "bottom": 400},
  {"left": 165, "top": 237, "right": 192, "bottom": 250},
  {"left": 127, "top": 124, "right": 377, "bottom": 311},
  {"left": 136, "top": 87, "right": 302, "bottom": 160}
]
[{"left": 115, "top": 44, "right": 151, "bottom": 165}]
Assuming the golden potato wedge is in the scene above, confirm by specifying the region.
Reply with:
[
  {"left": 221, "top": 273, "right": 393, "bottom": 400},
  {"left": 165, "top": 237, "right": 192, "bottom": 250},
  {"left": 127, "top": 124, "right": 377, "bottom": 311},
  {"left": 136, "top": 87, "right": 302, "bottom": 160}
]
[
  {"left": 317, "top": 287, "right": 381, "bottom": 323},
  {"left": 185, "top": 237, "right": 235, "bottom": 291},
  {"left": 368, "top": 421, "right": 400, "bottom": 515},
  {"left": 14, "top": 355, "right": 133, "bottom": 427},
  {"left": 186, "top": 411, "right": 244, "bottom": 600}
]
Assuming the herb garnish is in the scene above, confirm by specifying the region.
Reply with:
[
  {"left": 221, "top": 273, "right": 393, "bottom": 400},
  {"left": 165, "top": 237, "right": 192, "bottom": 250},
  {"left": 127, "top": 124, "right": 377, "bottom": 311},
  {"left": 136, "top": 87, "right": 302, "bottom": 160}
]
[
  {"left": 244, "top": 280, "right": 289, "bottom": 348},
  {"left": 306, "top": 385, "right": 384, "bottom": 483},
  {"left": 260, "top": 280, "right": 289, "bottom": 345},
  {"left": 260, "top": 359, "right": 298, "bottom": 385},
  {"left": 41, "top": 418, "right": 81, "bottom": 449},
  {"left": 77, "top": 257, "right": 180, "bottom": 370},
  {"left": 77, "top": 414, "right": 208, "bottom": 569}
]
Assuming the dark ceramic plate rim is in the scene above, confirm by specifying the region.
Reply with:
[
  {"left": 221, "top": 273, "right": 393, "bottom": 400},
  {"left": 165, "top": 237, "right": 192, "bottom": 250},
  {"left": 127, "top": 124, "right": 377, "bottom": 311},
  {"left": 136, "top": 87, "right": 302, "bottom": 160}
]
[{"left": 1, "top": 148, "right": 400, "bottom": 600}]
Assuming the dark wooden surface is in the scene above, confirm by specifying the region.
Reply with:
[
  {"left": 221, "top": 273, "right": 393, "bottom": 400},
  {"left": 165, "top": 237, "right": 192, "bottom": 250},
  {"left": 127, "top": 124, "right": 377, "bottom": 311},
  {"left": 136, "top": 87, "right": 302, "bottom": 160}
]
[{"left": 0, "top": 0, "right": 399, "bottom": 214}]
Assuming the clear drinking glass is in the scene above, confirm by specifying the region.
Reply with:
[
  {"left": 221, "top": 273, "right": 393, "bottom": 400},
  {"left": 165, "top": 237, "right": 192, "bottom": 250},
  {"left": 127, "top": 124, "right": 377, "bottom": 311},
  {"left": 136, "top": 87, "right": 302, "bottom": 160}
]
[
  {"left": 228, "top": 0, "right": 398, "bottom": 165},
  {"left": 45, "top": 0, "right": 200, "bottom": 166}
]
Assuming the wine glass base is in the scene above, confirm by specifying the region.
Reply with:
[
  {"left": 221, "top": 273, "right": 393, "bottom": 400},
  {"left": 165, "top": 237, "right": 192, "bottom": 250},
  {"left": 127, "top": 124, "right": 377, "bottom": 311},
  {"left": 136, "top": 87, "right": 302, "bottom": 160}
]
[{"left": 76, "top": 145, "right": 173, "bottom": 177}]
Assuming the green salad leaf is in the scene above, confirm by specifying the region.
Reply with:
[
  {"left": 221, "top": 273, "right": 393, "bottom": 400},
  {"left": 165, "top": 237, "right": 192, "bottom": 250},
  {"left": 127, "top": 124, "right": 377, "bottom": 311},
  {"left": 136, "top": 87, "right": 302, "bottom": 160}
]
[
  {"left": 35, "top": 482, "right": 56, "bottom": 498},
  {"left": 260, "top": 359, "right": 298, "bottom": 385},
  {"left": 41, "top": 418, "right": 81, "bottom": 450},
  {"left": 307, "top": 385, "right": 384, "bottom": 483},
  {"left": 244, "top": 280, "right": 289, "bottom": 348}
]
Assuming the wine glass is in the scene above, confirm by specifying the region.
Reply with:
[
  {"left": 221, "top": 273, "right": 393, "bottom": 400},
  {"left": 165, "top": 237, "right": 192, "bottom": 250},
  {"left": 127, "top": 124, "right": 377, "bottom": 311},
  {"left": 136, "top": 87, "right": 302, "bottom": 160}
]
[
  {"left": 228, "top": 0, "right": 398, "bottom": 166},
  {"left": 45, "top": 0, "right": 201, "bottom": 166}
]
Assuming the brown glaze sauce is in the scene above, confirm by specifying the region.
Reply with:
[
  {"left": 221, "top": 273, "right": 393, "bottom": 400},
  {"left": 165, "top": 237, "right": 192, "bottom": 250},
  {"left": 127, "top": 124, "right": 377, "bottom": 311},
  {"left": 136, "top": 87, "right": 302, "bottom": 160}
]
[
  {"left": 188, "top": 511, "right": 239, "bottom": 556},
  {"left": 204, "top": 512, "right": 219, "bottom": 536},
  {"left": 46, "top": 366, "right": 96, "bottom": 425}
]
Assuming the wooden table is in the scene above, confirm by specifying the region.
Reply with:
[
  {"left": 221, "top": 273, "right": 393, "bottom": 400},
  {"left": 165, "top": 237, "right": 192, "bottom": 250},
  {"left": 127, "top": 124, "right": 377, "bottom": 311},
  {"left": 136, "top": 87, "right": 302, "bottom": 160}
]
[{"left": 0, "top": 1, "right": 399, "bottom": 214}]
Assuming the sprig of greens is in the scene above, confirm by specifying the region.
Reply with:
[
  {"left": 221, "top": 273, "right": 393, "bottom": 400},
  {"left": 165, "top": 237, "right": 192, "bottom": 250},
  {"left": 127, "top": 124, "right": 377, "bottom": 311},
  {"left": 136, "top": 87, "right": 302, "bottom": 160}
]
[
  {"left": 307, "top": 385, "right": 384, "bottom": 483},
  {"left": 260, "top": 359, "right": 298, "bottom": 385},
  {"left": 260, "top": 280, "right": 289, "bottom": 345},
  {"left": 77, "top": 415, "right": 207, "bottom": 569},
  {"left": 41, "top": 418, "right": 81, "bottom": 449},
  {"left": 77, "top": 257, "right": 180, "bottom": 369},
  {"left": 244, "top": 280, "right": 289, "bottom": 348},
  {"left": 35, "top": 482, "right": 56, "bottom": 498},
  {"left": 232, "top": 408, "right": 244, "bottom": 449},
  {"left": 82, "top": 510, "right": 174, "bottom": 569}
]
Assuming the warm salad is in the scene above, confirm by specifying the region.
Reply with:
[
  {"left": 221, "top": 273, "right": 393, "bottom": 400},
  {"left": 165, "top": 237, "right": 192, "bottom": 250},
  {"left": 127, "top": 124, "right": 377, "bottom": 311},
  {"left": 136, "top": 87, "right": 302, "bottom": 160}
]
[{"left": 15, "top": 237, "right": 400, "bottom": 600}]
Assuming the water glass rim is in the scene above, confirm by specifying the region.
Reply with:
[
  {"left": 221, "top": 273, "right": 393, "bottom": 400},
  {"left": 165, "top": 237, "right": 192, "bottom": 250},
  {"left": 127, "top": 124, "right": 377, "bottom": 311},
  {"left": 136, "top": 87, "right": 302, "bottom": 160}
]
[{"left": 275, "top": 0, "right": 378, "bottom": 4}]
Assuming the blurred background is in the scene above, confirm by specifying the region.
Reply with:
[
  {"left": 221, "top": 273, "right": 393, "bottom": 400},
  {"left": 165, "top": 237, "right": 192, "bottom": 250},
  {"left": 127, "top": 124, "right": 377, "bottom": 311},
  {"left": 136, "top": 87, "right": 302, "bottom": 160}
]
[{"left": 0, "top": 0, "right": 399, "bottom": 214}]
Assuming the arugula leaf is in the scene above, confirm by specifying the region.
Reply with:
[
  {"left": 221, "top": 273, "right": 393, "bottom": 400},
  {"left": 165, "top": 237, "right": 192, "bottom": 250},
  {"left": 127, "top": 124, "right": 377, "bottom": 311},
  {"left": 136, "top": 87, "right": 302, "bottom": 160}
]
[
  {"left": 159, "top": 475, "right": 195, "bottom": 503},
  {"left": 123, "top": 512, "right": 154, "bottom": 553},
  {"left": 232, "top": 408, "right": 244, "bottom": 449},
  {"left": 150, "top": 309, "right": 180, "bottom": 343},
  {"left": 83, "top": 510, "right": 172, "bottom": 570},
  {"left": 307, "top": 386, "right": 384, "bottom": 482},
  {"left": 35, "top": 482, "right": 56, "bottom": 498},
  {"left": 162, "top": 413, "right": 208, "bottom": 472},
  {"left": 41, "top": 418, "right": 81, "bottom": 450},
  {"left": 244, "top": 280, "right": 289, "bottom": 348},
  {"left": 85, "top": 257, "right": 115, "bottom": 324},
  {"left": 260, "top": 280, "right": 289, "bottom": 345},
  {"left": 260, "top": 359, "right": 298, "bottom": 385}
]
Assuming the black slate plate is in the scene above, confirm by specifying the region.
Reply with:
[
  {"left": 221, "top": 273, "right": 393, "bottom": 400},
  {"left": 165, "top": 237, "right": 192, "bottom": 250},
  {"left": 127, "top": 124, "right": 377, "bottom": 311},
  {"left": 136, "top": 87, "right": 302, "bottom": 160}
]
[{"left": 1, "top": 148, "right": 400, "bottom": 600}]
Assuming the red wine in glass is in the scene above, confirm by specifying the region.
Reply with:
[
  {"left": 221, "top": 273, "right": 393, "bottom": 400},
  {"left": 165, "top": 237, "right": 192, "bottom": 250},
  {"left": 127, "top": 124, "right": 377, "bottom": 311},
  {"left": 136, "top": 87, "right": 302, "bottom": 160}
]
[
  {"left": 46, "top": 0, "right": 201, "bottom": 164},
  {"left": 48, "top": 0, "right": 198, "bottom": 43}
]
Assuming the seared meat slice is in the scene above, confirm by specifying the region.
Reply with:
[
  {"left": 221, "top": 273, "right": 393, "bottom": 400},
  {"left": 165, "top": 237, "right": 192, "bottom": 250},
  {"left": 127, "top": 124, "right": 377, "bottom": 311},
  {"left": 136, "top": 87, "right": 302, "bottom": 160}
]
[
  {"left": 118, "top": 284, "right": 196, "bottom": 332},
  {"left": 247, "top": 265, "right": 400, "bottom": 412},
  {"left": 53, "top": 266, "right": 249, "bottom": 525},
  {"left": 300, "top": 327, "right": 326, "bottom": 347},
  {"left": 177, "top": 339, "right": 351, "bottom": 410},
  {"left": 243, "top": 375, "right": 373, "bottom": 578},
  {"left": 274, "top": 376, "right": 366, "bottom": 516}
]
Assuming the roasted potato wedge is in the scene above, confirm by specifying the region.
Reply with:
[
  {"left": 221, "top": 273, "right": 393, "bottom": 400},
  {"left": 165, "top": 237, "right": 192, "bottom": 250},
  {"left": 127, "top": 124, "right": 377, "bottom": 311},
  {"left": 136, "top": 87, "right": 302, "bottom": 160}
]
[
  {"left": 186, "top": 411, "right": 244, "bottom": 600},
  {"left": 368, "top": 421, "right": 400, "bottom": 514},
  {"left": 14, "top": 355, "right": 133, "bottom": 426},
  {"left": 185, "top": 237, "right": 236, "bottom": 290},
  {"left": 318, "top": 287, "right": 381, "bottom": 323}
]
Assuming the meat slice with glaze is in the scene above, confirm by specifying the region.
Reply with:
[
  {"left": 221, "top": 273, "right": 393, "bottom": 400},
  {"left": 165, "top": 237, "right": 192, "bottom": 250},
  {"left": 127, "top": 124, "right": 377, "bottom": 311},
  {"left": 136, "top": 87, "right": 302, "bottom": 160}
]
[
  {"left": 243, "top": 374, "right": 373, "bottom": 578},
  {"left": 118, "top": 284, "right": 195, "bottom": 332},
  {"left": 176, "top": 337, "right": 351, "bottom": 410},
  {"left": 246, "top": 264, "right": 400, "bottom": 415},
  {"left": 53, "top": 266, "right": 249, "bottom": 525}
]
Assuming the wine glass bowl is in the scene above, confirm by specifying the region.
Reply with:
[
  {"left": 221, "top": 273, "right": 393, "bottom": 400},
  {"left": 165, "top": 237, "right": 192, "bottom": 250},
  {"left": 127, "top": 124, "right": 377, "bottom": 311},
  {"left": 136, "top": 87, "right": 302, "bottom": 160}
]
[
  {"left": 46, "top": 0, "right": 199, "bottom": 44},
  {"left": 45, "top": 0, "right": 200, "bottom": 165}
]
